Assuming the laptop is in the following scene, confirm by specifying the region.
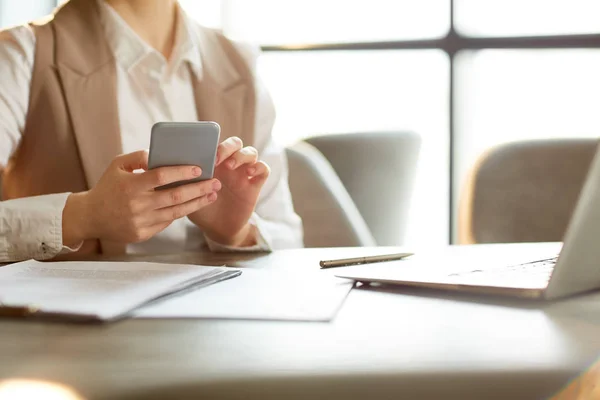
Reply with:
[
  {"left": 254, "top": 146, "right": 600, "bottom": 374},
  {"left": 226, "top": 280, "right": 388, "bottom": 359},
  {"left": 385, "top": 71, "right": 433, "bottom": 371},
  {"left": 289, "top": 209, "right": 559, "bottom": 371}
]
[{"left": 336, "top": 143, "right": 600, "bottom": 300}]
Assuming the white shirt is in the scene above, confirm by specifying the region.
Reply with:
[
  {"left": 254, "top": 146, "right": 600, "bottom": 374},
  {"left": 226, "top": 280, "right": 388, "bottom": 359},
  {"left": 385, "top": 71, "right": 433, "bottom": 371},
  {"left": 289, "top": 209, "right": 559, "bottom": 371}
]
[{"left": 0, "top": 2, "right": 303, "bottom": 262}]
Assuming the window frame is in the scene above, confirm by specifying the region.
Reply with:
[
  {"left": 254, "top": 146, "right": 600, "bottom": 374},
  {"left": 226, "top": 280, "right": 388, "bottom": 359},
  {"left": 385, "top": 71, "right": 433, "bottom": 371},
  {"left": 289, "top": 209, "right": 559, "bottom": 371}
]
[{"left": 259, "top": 0, "right": 600, "bottom": 243}]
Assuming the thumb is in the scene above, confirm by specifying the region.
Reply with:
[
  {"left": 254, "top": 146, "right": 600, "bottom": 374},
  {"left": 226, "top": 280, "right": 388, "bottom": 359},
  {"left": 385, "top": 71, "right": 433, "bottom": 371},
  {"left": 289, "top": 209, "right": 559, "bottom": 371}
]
[{"left": 116, "top": 150, "right": 149, "bottom": 172}]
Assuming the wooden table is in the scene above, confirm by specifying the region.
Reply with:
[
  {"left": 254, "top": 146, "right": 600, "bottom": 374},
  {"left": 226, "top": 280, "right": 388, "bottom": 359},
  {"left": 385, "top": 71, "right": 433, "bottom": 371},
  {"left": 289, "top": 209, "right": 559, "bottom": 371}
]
[{"left": 2, "top": 244, "right": 600, "bottom": 400}]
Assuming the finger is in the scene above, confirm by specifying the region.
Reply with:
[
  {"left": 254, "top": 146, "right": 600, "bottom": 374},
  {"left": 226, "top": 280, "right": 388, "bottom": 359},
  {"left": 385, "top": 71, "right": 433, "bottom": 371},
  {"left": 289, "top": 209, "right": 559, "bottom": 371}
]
[
  {"left": 246, "top": 161, "right": 269, "bottom": 178},
  {"left": 134, "top": 165, "right": 202, "bottom": 191},
  {"left": 151, "top": 192, "right": 218, "bottom": 224},
  {"left": 150, "top": 179, "right": 221, "bottom": 210},
  {"left": 249, "top": 161, "right": 271, "bottom": 184},
  {"left": 132, "top": 221, "right": 172, "bottom": 243},
  {"left": 114, "top": 150, "right": 149, "bottom": 172},
  {"left": 225, "top": 146, "right": 259, "bottom": 170},
  {"left": 215, "top": 137, "right": 243, "bottom": 166}
]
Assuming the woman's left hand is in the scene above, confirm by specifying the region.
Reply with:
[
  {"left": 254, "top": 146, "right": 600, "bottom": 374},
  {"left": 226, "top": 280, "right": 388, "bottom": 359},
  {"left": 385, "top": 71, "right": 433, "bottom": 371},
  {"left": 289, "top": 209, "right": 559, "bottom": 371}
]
[{"left": 188, "top": 136, "right": 270, "bottom": 247}]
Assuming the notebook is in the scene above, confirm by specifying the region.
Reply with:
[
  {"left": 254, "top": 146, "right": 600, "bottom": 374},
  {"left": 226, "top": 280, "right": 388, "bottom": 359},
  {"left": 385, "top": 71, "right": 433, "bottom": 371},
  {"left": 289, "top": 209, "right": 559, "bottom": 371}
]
[
  {"left": 135, "top": 269, "right": 353, "bottom": 322},
  {"left": 0, "top": 260, "right": 240, "bottom": 322}
]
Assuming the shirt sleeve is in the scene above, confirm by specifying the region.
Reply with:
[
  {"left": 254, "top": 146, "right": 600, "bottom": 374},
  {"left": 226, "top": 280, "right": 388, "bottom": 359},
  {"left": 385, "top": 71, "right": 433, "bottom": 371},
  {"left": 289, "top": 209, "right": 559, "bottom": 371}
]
[
  {"left": 0, "top": 193, "right": 81, "bottom": 261},
  {"left": 202, "top": 42, "right": 304, "bottom": 252},
  {"left": 203, "top": 213, "right": 269, "bottom": 252},
  {"left": 250, "top": 137, "right": 304, "bottom": 250},
  {"left": 0, "top": 26, "right": 80, "bottom": 262}
]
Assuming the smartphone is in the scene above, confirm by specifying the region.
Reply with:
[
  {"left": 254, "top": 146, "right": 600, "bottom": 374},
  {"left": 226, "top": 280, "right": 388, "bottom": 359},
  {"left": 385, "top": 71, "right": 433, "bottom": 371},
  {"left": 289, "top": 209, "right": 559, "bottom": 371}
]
[{"left": 148, "top": 121, "right": 220, "bottom": 190}]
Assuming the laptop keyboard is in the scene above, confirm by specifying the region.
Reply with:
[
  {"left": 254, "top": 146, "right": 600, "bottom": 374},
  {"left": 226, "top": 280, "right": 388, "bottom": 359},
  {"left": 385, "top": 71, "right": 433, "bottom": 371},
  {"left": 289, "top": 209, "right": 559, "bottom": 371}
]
[{"left": 448, "top": 256, "right": 559, "bottom": 281}]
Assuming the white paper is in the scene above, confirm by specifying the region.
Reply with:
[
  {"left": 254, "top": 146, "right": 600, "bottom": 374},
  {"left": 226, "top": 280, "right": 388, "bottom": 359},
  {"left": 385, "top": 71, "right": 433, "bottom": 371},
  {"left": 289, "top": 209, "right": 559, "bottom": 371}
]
[
  {"left": 135, "top": 269, "right": 353, "bottom": 322},
  {"left": 0, "top": 260, "right": 239, "bottom": 321}
]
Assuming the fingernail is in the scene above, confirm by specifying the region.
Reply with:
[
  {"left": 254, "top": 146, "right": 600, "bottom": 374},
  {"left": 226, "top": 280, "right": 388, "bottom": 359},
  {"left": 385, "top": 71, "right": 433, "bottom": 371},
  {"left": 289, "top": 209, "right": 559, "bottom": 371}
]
[
  {"left": 208, "top": 192, "right": 217, "bottom": 202},
  {"left": 228, "top": 159, "right": 235, "bottom": 169},
  {"left": 192, "top": 167, "right": 201, "bottom": 176},
  {"left": 213, "top": 180, "right": 222, "bottom": 191},
  {"left": 247, "top": 167, "right": 256, "bottom": 176}
]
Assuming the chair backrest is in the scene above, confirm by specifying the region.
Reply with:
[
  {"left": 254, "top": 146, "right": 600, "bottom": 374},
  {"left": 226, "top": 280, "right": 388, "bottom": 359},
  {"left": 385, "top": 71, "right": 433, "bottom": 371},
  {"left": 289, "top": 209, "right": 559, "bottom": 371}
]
[
  {"left": 306, "top": 131, "right": 421, "bottom": 246},
  {"left": 286, "top": 142, "right": 376, "bottom": 248},
  {"left": 458, "top": 138, "right": 598, "bottom": 244}
]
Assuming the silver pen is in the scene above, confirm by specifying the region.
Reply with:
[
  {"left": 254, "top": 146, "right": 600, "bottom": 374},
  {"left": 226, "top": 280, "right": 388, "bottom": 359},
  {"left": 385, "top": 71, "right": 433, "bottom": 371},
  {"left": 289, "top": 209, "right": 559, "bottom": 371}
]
[{"left": 319, "top": 252, "right": 414, "bottom": 269}]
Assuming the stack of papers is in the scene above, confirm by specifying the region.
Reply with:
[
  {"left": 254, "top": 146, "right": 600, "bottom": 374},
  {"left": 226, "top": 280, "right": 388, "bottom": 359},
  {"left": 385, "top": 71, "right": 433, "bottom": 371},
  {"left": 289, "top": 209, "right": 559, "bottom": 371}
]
[
  {"left": 136, "top": 269, "right": 353, "bottom": 322},
  {"left": 0, "top": 260, "right": 240, "bottom": 322}
]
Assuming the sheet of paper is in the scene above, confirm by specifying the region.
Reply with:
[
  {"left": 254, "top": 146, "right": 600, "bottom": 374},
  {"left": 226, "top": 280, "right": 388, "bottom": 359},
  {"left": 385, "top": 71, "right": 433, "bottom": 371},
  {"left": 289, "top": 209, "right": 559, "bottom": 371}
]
[
  {"left": 135, "top": 269, "right": 353, "bottom": 322},
  {"left": 0, "top": 260, "right": 239, "bottom": 321}
]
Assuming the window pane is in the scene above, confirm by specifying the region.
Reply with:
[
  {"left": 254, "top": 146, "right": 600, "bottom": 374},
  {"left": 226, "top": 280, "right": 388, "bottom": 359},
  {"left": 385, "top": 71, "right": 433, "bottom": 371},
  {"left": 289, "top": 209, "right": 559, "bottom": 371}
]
[
  {"left": 179, "top": 0, "right": 223, "bottom": 29},
  {"left": 454, "top": 50, "right": 600, "bottom": 237},
  {"left": 260, "top": 50, "right": 449, "bottom": 245},
  {"left": 0, "top": 0, "right": 55, "bottom": 28},
  {"left": 455, "top": 0, "right": 600, "bottom": 37},
  {"left": 224, "top": 0, "right": 450, "bottom": 45}
]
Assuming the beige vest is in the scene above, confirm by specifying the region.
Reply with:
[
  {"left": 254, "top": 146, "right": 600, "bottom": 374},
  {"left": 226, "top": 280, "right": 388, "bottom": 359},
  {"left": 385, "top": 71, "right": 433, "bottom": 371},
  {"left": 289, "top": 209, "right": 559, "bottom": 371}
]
[{"left": 2, "top": 0, "right": 256, "bottom": 256}]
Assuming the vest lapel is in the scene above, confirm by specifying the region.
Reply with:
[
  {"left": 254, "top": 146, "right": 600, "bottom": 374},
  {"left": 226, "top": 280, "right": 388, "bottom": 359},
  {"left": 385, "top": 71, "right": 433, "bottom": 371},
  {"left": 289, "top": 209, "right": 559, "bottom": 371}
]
[
  {"left": 54, "top": 0, "right": 125, "bottom": 255},
  {"left": 54, "top": 0, "right": 123, "bottom": 190},
  {"left": 192, "top": 30, "right": 256, "bottom": 145},
  {"left": 193, "top": 75, "right": 248, "bottom": 142},
  {"left": 58, "top": 66, "right": 122, "bottom": 189}
]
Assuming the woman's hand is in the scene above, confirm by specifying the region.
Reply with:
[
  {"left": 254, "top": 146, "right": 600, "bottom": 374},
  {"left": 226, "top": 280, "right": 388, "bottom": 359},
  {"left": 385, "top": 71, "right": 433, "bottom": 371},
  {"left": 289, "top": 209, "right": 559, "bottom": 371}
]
[
  {"left": 188, "top": 137, "right": 270, "bottom": 247},
  {"left": 62, "top": 150, "right": 221, "bottom": 247}
]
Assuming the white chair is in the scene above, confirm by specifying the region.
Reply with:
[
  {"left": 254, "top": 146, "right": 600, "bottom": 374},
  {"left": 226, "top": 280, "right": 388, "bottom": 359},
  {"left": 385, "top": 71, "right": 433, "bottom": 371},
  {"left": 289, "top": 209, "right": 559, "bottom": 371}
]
[
  {"left": 458, "top": 138, "right": 598, "bottom": 244},
  {"left": 306, "top": 132, "right": 421, "bottom": 246},
  {"left": 286, "top": 142, "right": 376, "bottom": 247},
  {"left": 287, "top": 131, "right": 421, "bottom": 247}
]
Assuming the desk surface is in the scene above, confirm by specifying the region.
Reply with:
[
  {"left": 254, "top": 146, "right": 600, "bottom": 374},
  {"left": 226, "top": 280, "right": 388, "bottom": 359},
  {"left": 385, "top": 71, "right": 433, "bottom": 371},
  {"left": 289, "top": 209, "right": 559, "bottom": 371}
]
[{"left": 2, "top": 243, "right": 600, "bottom": 400}]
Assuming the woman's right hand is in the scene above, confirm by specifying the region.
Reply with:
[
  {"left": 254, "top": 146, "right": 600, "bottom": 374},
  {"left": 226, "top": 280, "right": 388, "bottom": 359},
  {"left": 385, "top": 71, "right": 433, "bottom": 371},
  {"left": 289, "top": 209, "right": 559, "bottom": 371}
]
[{"left": 61, "top": 150, "right": 221, "bottom": 247}]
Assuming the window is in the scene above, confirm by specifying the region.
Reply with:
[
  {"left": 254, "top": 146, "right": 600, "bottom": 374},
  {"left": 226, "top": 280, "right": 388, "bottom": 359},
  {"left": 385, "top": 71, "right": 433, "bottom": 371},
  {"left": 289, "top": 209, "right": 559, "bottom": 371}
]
[
  {"left": 451, "top": 5, "right": 600, "bottom": 240},
  {"left": 454, "top": 50, "right": 600, "bottom": 213},
  {"left": 259, "top": 51, "right": 450, "bottom": 246},
  {"left": 184, "top": 1, "right": 452, "bottom": 246},
  {"left": 455, "top": 0, "right": 600, "bottom": 37},
  {"left": 221, "top": 0, "right": 450, "bottom": 44},
  {"left": 177, "top": 0, "right": 222, "bottom": 30},
  {"left": 0, "top": 0, "right": 54, "bottom": 28}
]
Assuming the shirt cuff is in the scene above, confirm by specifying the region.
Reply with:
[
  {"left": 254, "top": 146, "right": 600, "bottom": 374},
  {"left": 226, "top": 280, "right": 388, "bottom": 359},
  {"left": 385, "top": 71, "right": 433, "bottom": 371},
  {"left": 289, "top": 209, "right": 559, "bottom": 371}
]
[
  {"left": 0, "top": 193, "right": 82, "bottom": 261},
  {"left": 204, "top": 213, "right": 272, "bottom": 253}
]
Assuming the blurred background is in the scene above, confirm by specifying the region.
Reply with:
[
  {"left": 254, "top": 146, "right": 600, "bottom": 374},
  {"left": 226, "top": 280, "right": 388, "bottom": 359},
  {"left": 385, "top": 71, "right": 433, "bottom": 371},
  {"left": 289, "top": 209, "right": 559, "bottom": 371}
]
[{"left": 2, "top": 0, "right": 599, "bottom": 247}]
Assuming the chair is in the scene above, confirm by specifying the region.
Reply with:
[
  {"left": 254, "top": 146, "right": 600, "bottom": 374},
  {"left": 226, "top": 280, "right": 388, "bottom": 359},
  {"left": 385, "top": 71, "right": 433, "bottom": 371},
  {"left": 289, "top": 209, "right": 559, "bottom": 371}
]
[
  {"left": 286, "top": 142, "right": 376, "bottom": 247},
  {"left": 306, "top": 132, "right": 420, "bottom": 246},
  {"left": 458, "top": 138, "right": 598, "bottom": 244}
]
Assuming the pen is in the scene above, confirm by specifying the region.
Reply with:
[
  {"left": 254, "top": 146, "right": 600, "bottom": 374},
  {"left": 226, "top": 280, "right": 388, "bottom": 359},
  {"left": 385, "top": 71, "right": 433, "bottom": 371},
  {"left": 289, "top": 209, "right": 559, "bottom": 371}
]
[
  {"left": 0, "top": 304, "right": 40, "bottom": 318},
  {"left": 319, "top": 252, "right": 414, "bottom": 269}
]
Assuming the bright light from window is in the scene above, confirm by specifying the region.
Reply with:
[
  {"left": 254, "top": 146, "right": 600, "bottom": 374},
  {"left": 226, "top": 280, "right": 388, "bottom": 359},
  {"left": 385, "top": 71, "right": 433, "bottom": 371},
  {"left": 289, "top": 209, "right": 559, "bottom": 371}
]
[
  {"left": 455, "top": 0, "right": 600, "bottom": 37},
  {"left": 223, "top": 0, "right": 450, "bottom": 45},
  {"left": 260, "top": 50, "right": 450, "bottom": 245},
  {"left": 179, "top": 0, "right": 223, "bottom": 29},
  {"left": 0, "top": 0, "right": 55, "bottom": 28},
  {"left": 0, "top": 379, "right": 83, "bottom": 400}
]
